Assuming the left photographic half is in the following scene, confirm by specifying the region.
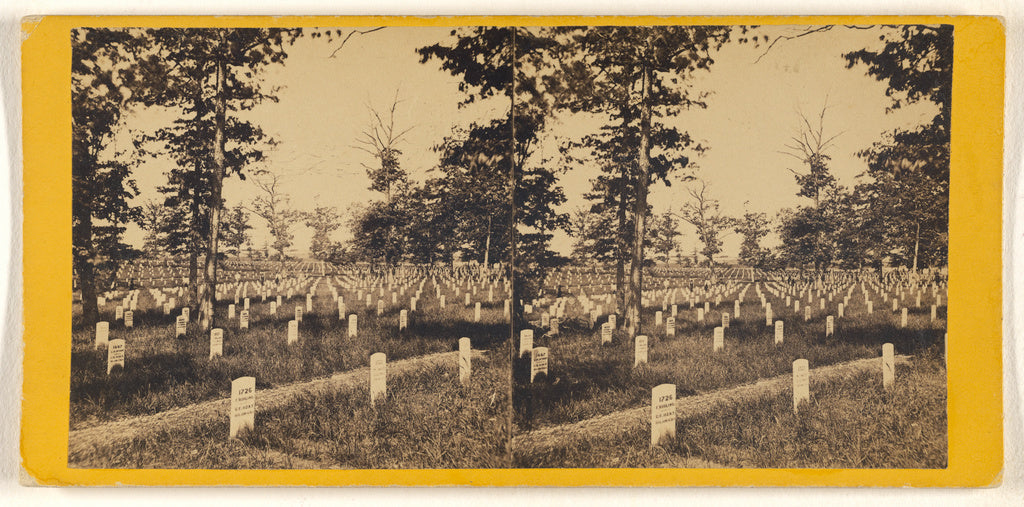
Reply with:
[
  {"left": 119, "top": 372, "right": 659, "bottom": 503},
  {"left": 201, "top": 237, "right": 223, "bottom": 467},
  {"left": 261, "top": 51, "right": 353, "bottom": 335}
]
[{"left": 69, "top": 25, "right": 514, "bottom": 469}]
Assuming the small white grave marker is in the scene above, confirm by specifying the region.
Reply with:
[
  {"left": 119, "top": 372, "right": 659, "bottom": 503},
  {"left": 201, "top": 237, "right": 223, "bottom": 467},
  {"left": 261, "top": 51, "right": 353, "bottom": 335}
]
[
  {"left": 601, "top": 322, "right": 613, "bottom": 344},
  {"left": 530, "top": 347, "right": 549, "bottom": 382},
  {"left": 666, "top": 317, "right": 675, "bottom": 337},
  {"left": 287, "top": 320, "right": 298, "bottom": 345},
  {"left": 634, "top": 335, "right": 648, "bottom": 367},
  {"left": 826, "top": 315, "right": 834, "bottom": 337},
  {"left": 882, "top": 343, "right": 895, "bottom": 390},
  {"left": 931, "top": 304, "right": 937, "bottom": 322},
  {"left": 474, "top": 302, "right": 481, "bottom": 322},
  {"left": 901, "top": 307, "right": 908, "bottom": 328},
  {"left": 244, "top": 298, "right": 250, "bottom": 310},
  {"left": 400, "top": 309, "right": 408, "bottom": 330},
  {"left": 774, "top": 320, "right": 784, "bottom": 345},
  {"left": 519, "top": 329, "right": 534, "bottom": 357},
  {"left": 722, "top": 312, "right": 730, "bottom": 329},
  {"left": 348, "top": 314, "right": 358, "bottom": 337},
  {"left": 713, "top": 326, "right": 724, "bottom": 352},
  {"left": 230, "top": 376, "right": 256, "bottom": 439},
  {"left": 124, "top": 311, "right": 133, "bottom": 328},
  {"left": 650, "top": 384, "right": 676, "bottom": 447},
  {"left": 107, "top": 339, "right": 125, "bottom": 374},
  {"left": 228, "top": 304, "right": 236, "bottom": 320},
  {"left": 210, "top": 328, "right": 223, "bottom": 359},
  {"left": 295, "top": 306, "right": 303, "bottom": 323},
  {"left": 793, "top": 359, "right": 810, "bottom": 413},
  {"left": 239, "top": 310, "right": 249, "bottom": 330},
  {"left": 459, "top": 337, "right": 471, "bottom": 385},
  {"left": 370, "top": 353, "right": 387, "bottom": 404},
  {"left": 175, "top": 315, "right": 187, "bottom": 337},
  {"left": 697, "top": 308, "right": 705, "bottom": 323}
]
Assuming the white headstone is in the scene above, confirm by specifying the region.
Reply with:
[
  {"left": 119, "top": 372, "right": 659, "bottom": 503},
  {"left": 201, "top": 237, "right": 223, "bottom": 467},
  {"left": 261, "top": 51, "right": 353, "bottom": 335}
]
[
  {"left": 348, "top": 314, "right": 358, "bottom": 337},
  {"left": 295, "top": 306, "right": 303, "bottom": 323},
  {"left": 931, "top": 304, "right": 937, "bottom": 322},
  {"left": 882, "top": 343, "right": 895, "bottom": 390},
  {"left": 239, "top": 310, "right": 249, "bottom": 330},
  {"left": 826, "top": 315, "right": 834, "bottom": 337},
  {"left": 697, "top": 308, "right": 705, "bottom": 323},
  {"left": 601, "top": 322, "right": 613, "bottom": 345},
  {"left": 474, "top": 302, "right": 481, "bottom": 322},
  {"left": 270, "top": 301, "right": 277, "bottom": 316},
  {"left": 519, "top": 329, "right": 534, "bottom": 357},
  {"left": 793, "top": 359, "right": 810, "bottom": 413},
  {"left": 774, "top": 320, "right": 784, "bottom": 345},
  {"left": 244, "top": 298, "right": 250, "bottom": 310},
  {"left": 124, "top": 311, "right": 133, "bottom": 328},
  {"left": 370, "top": 352, "right": 387, "bottom": 404},
  {"left": 634, "top": 335, "right": 648, "bottom": 367},
  {"left": 228, "top": 304, "right": 236, "bottom": 320},
  {"left": 713, "top": 326, "right": 724, "bottom": 352},
  {"left": 229, "top": 376, "right": 256, "bottom": 439},
  {"left": 666, "top": 316, "right": 675, "bottom": 337},
  {"left": 306, "top": 294, "right": 312, "bottom": 312},
  {"left": 867, "top": 301, "right": 874, "bottom": 314},
  {"left": 400, "top": 309, "right": 408, "bottom": 330},
  {"left": 722, "top": 312, "right": 730, "bottom": 329},
  {"left": 210, "top": 328, "right": 224, "bottom": 359},
  {"left": 650, "top": 383, "right": 676, "bottom": 447},
  {"left": 733, "top": 300, "right": 741, "bottom": 318},
  {"left": 459, "top": 337, "right": 471, "bottom": 385},
  {"left": 175, "top": 315, "right": 187, "bottom": 337},
  {"left": 530, "top": 347, "right": 549, "bottom": 383},
  {"left": 655, "top": 311, "right": 663, "bottom": 327},
  {"left": 115, "top": 306, "right": 124, "bottom": 321},
  {"left": 838, "top": 303, "right": 844, "bottom": 318},
  {"left": 901, "top": 307, "right": 908, "bottom": 328},
  {"left": 287, "top": 320, "right": 298, "bottom": 345},
  {"left": 106, "top": 338, "right": 125, "bottom": 374}
]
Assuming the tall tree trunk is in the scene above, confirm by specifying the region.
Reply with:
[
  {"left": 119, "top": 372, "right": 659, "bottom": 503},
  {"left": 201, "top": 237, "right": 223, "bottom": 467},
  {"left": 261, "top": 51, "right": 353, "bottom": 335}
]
[
  {"left": 201, "top": 36, "right": 226, "bottom": 331},
  {"left": 483, "top": 214, "right": 491, "bottom": 268},
  {"left": 627, "top": 38, "right": 653, "bottom": 338},
  {"left": 188, "top": 86, "right": 203, "bottom": 307},
  {"left": 615, "top": 171, "right": 628, "bottom": 315},
  {"left": 73, "top": 207, "right": 99, "bottom": 327},
  {"left": 912, "top": 221, "right": 921, "bottom": 273}
]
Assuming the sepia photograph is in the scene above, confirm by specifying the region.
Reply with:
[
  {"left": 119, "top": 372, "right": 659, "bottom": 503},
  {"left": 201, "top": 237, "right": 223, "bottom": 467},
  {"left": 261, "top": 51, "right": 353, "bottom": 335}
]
[
  {"left": 509, "top": 24, "right": 950, "bottom": 468},
  {"left": 60, "top": 18, "right": 963, "bottom": 476},
  {"left": 70, "top": 25, "right": 515, "bottom": 469}
]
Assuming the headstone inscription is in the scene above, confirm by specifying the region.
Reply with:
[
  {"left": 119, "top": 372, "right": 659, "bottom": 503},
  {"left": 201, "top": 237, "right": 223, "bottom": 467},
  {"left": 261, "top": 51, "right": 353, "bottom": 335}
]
[
  {"left": 650, "top": 383, "right": 676, "bottom": 447},
  {"left": 229, "top": 376, "right": 256, "bottom": 439}
]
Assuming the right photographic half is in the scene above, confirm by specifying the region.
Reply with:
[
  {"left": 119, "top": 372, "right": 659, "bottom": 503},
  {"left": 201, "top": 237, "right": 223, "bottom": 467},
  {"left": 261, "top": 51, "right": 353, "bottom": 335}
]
[{"left": 511, "top": 24, "right": 950, "bottom": 469}]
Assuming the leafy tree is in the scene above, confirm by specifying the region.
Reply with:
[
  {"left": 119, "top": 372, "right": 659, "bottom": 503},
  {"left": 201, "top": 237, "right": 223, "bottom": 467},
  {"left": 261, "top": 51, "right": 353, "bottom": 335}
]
[
  {"left": 542, "top": 26, "right": 733, "bottom": 336},
  {"left": 219, "top": 205, "right": 252, "bottom": 257},
  {"left": 650, "top": 211, "right": 682, "bottom": 265},
  {"left": 72, "top": 28, "right": 152, "bottom": 325}
]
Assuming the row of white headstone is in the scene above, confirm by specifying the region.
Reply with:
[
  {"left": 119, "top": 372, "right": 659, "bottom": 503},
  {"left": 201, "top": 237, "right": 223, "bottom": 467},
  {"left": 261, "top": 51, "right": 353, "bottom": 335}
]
[
  {"left": 650, "top": 343, "right": 898, "bottom": 447},
  {"left": 229, "top": 337, "right": 475, "bottom": 439}
]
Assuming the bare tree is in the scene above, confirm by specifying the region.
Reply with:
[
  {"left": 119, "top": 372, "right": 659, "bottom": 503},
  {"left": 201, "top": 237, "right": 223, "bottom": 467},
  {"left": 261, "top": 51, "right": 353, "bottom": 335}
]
[
  {"left": 779, "top": 98, "right": 843, "bottom": 208},
  {"left": 676, "top": 180, "right": 735, "bottom": 280},
  {"left": 246, "top": 171, "right": 302, "bottom": 268}
]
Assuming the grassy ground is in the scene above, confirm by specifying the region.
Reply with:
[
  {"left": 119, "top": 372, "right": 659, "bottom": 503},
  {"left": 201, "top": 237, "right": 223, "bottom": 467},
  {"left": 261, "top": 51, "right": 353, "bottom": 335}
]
[
  {"left": 514, "top": 344, "right": 947, "bottom": 468},
  {"left": 513, "top": 283, "right": 946, "bottom": 432},
  {"left": 70, "top": 281, "right": 510, "bottom": 429},
  {"left": 70, "top": 348, "right": 511, "bottom": 469}
]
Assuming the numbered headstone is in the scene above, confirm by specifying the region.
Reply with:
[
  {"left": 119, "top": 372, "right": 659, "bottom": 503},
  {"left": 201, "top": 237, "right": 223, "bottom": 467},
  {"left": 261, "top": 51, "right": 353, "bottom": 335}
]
[
  {"left": 634, "top": 335, "right": 648, "bottom": 367},
  {"left": 106, "top": 339, "right": 125, "bottom": 374},
  {"left": 601, "top": 322, "right": 613, "bottom": 344},
  {"left": 650, "top": 384, "right": 676, "bottom": 448},
  {"left": 229, "top": 377, "right": 256, "bottom": 439},
  {"left": 793, "top": 359, "right": 810, "bottom": 413},
  {"left": 287, "top": 320, "right": 298, "bottom": 345},
  {"left": 722, "top": 312, "right": 730, "bottom": 329},
  {"left": 124, "top": 310, "right": 133, "bottom": 328},
  {"left": 666, "top": 316, "right": 675, "bottom": 337},
  {"left": 459, "top": 337, "right": 471, "bottom": 385},
  {"left": 175, "top": 315, "right": 187, "bottom": 337},
  {"left": 882, "top": 343, "right": 895, "bottom": 390},
  {"left": 519, "top": 329, "right": 534, "bottom": 358},
  {"left": 774, "top": 320, "right": 784, "bottom": 345},
  {"left": 210, "top": 328, "right": 223, "bottom": 359},
  {"left": 239, "top": 310, "right": 249, "bottom": 330},
  {"left": 530, "top": 347, "right": 549, "bottom": 383},
  {"left": 370, "top": 353, "right": 387, "bottom": 404},
  {"left": 115, "top": 306, "right": 124, "bottom": 321}
]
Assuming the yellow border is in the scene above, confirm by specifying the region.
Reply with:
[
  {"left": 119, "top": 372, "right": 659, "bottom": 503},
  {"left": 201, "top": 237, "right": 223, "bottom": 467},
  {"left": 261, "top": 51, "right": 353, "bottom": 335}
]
[{"left": 21, "top": 15, "right": 1004, "bottom": 487}]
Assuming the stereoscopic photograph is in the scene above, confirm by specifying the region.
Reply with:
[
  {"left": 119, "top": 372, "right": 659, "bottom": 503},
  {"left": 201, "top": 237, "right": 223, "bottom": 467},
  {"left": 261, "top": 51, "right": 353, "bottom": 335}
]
[{"left": 69, "top": 22, "right": 950, "bottom": 471}]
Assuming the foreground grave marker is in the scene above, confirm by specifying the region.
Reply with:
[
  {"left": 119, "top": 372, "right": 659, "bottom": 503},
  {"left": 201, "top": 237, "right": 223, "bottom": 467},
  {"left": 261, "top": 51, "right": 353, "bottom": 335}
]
[
  {"left": 650, "top": 383, "right": 676, "bottom": 447},
  {"left": 287, "top": 320, "right": 298, "bottom": 345},
  {"left": 713, "top": 326, "right": 724, "bottom": 352},
  {"left": 531, "top": 347, "right": 549, "bottom": 382},
  {"left": 106, "top": 339, "right": 125, "bottom": 374},
  {"left": 370, "top": 352, "right": 387, "bottom": 404},
  {"left": 459, "top": 337, "right": 471, "bottom": 385},
  {"left": 210, "top": 328, "right": 223, "bottom": 359},
  {"left": 519, "top": 329, "right": 534, "bottom": 357},
  {"left": 175, "top": 315, "right": 187, "bottom": 337},
  {"left": 882, "top": 343, "right": 895, "bottom": 390},
  {"left": 774, "top": 320, "right": 784, "bottom": 345},
  {"left": 793, "top": 359, "right": 810, "bottom": 413},
  {"left": 239, "top": 310, "right": 249, "bottom": 330},
  {"left": 124, "top": 310, "right": 133, "bottom": 328},
  {"left": 634, "top": 335, "right": 648, "bottom": 367},
  {"left": 348, "top": 314, "right": 358, "bottom": 337},
  {"left": 229, "top": 376, "right": 256, "bottom": 439}
]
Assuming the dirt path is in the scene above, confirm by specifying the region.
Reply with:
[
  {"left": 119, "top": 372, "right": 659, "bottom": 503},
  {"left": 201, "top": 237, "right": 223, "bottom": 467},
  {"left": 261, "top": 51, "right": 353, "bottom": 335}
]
[
  {"left": 68, "top": 350, "right": 486, "bottom": 460},
  {"left": 513, "top": 355, "right": 910, "bottom": 455}
]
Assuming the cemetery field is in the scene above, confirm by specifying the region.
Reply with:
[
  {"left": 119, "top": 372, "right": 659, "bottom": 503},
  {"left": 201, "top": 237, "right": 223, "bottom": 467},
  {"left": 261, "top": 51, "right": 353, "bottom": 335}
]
[
  {"left": 513, "top": 288, "right": 946, "bottom": 433},
  {"left": 70, "top": 283, "right": 510, "bottom": 430},
  {"left": 513, "top": 346, "right": 947, "bottom": 468},
  {"left": 70, "top": 349, "right": 511, "bottom": 469}
]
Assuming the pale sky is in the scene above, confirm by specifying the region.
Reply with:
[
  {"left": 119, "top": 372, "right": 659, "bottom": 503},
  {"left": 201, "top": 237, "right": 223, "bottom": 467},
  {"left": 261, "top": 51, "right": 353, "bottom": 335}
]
[{"left": 116, "top": 24, "right": 940, "bottom": 260}]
